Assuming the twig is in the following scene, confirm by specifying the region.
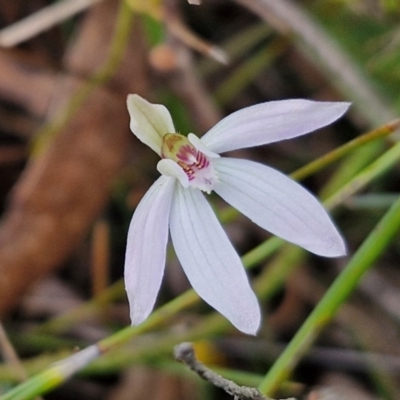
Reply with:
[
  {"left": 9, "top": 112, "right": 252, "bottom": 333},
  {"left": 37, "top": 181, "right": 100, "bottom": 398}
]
[{"left": 174, "top": 342, "right": 295, "bottom": 400}]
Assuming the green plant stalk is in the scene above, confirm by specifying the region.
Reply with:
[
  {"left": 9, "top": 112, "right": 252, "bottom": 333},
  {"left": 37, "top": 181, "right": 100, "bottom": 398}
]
[
  {"left": 324, "top": 139, "right": 400, "bottom": 208},
  {"left": 258, "top": 195, "right": 400, "bottom": 396},
  {"left": 31, "top": 0, "right": 134, "bottom": 156},
  {"left": 0, "top": 350, "right": 73, "bottom": 384},
  {"left": 292, "top": 119, "right": 399, "bottom": 181},
  {"left": 0, "top": 370, "right": 65, "bottom": 400},
  {"left": 319, "top": 141, "right": 385, "bottom": 199}
]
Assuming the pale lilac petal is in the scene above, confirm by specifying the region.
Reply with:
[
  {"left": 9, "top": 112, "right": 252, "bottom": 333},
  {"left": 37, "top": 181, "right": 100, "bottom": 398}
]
[
  {"left": 169, "top": 185, "right": 261, "bottom": 334},
  {"left": 201, "top": 100, "right": 350, "bottom": 154},
  {"left": 127, "top": 94, "right": 175, "bottom": 156},
  {"left": 124, "top": 176, "right": 176, "bottom": 325},
  {"left": 214, "top": 158, "right": 346, "bottom": 257},
  {"left": 157, "top": 159, "right": 189, "bottom": 188}
]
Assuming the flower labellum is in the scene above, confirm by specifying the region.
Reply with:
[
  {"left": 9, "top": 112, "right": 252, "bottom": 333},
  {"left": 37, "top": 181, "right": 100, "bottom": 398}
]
[
  {"left": 160, "top": 133, "right": 219, "bottom": 193},
  {"left": 125, "top": 94, "right": 350, "bottom": 334}
]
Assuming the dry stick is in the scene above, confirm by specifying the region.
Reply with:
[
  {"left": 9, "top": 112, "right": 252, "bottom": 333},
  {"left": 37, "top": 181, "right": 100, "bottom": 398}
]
[
  {"left": 174, "top": 342, "right": 295, "bottom": 400},
  {"left": 0, "top": 0, "right": 103, "bottom": 47},
  {"left": 233, "top": 0, "right": 397, "bottom": 126}
]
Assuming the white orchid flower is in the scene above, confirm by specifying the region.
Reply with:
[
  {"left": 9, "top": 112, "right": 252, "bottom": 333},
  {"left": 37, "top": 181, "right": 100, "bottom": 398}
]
[{"left": 124, "top": 94, "right": 349, "bottom": 334}]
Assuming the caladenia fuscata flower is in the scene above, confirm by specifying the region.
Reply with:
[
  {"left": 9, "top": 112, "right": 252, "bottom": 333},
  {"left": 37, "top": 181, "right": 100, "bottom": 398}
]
[{"left": 124, "top": 94, "right": 350, "bottom": 334}]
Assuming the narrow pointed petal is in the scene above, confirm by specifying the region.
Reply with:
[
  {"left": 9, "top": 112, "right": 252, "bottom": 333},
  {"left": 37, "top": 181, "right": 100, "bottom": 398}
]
[
  {"left": 201, "top": 100, "right": 350, "bottom": 154},
  {"left": 214, "top": 158, "right": 346, "bottom": 257},
  {"left": 127, "top": 94, "right": 175, "bottom": 156},
  {"left": 124, "top": 176, "right": 175, "bottom": 325},
  {"left": 170, "top": 185, "right": 261, "bottom": 334}
]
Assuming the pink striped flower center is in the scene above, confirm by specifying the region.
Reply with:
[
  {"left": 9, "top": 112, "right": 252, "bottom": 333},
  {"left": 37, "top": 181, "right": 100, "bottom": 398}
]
[{"left": 161, "top": 133, "right": 218, "bottom": 193}]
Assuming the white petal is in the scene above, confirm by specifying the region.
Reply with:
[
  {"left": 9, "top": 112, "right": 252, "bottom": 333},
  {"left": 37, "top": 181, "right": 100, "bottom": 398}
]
[
  {"left": 157, "top": 159, "right": 189, "bottom": 188},
  {"left": 127, "top": 94, "right": 176, "bottom": 156},
  {"left": 170, "top": 185, "right": 261, "bottom": 334},
  {"left": 214, "top": 158, "right": 346, "bottom": 257},
  {"left": 124, "top": 176, "right": 176, "bottom": 325},
  {"left": 201, "top": 100, "right": 350, "bottom": 154}
]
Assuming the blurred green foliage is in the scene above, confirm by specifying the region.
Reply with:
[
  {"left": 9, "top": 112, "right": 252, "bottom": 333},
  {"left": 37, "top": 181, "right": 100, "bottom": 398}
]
[{"left": 310, "top": 1, "right": 400, "bottom": 109}]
